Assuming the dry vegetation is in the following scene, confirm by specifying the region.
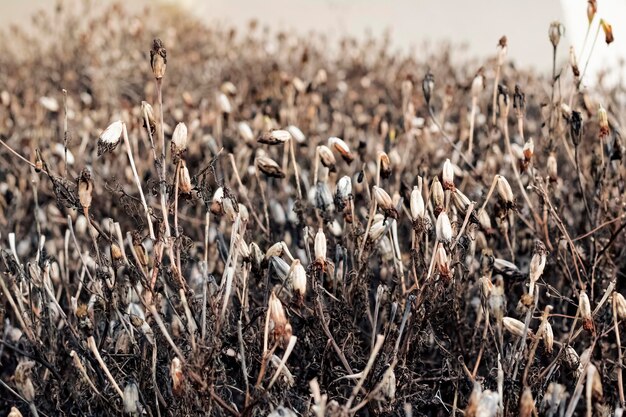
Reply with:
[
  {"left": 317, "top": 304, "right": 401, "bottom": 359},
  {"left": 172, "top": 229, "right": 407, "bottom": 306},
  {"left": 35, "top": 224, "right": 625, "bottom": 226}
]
[{"left": 0, "top": 1, "right": 625, "bottom": 416}]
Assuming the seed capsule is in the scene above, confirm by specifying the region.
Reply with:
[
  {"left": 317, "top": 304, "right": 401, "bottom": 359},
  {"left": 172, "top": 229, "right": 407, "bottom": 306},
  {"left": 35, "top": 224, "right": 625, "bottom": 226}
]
[
  {"left": 547, "top": 152, "right": 558, "bottom": 181},
  {"left": 598, "top": 105, "right": 609, "bottom": 138},
  {"left": 287, "top": 125, "right": 306, "bottom": 143},
  {"left": 289, "top": 259, "right": 307, "bottom": 299},
  {"left": 431, "top": 176, "right": 444, "bottom": 214},
  {"left": 150, "top": 38, "right": 167, "bottom": 80},
  {"left": 170, "top": 357, "right": 183, "bottom": 395},
  {"left": 328, "top": 136, "right": 354, "bottom": 163},
  {"left": 217, "top": 93, "right": 232, "bottom": 114},
  {"left": 471, "top": 73, "right": 484, "bottom": 97},
  {"left": 497, "top": 36, "right": 508, "bottom": 66},
  {"left": 410, "top": 186, "right": 425, "bottom": 221},
  {"left": 210, "top": 187, "right": 224, "bottom": 215},
  {"left": 178, "top": 161, "right": 192, "bottom": 194},
  {"left": 318, "top": 145, "right": 336, "bottom": 171},
  {"left": 123, "top": 382, "right": 139, "bottom": 413},
  {"left": 369, "top": 216, "right": 388, "bottom": 242},
  {"left": 579, "top": 291, "right": 593, "bottom": 331},
  {"left": 336, "top": 175, "right": 352, "bottom": 202},
  {"left": 77, "top": 168, "right": 93, "bottom": 210},
  {"left": 542, "top": 321, "right": 554, "bottom": 354},
  {"left": 435, "top": 243, "right": 450, "bottom": 278},
  {"left": 256, "top": 155, "right": 285, "bottom": 178},
  {"left": 171, "top": 122, "right": 188, "bottom": 155},
  {"left": 548, "top": 21, "right": 563, "bottom": 49},
  {"left": 496, "top": 175, "right": 514, "bottom": 204},
  {"left": 314, "top": 228, "right": 327, "bottom": 262},
  {"left": 436, "top": 212, "right": 452, "bottom": 243},
  {"left": 97, "top": 120, "right": 123, "bottom": 156},
  {"left": 7, "top": 407, "right": 22, "bottom": 417},
  {"left": 258, "top": 129, "right": 292, "bottom": 145},
  {"left": 237, "top": 122, "right": 254, "bottom": 143},
  {"left": 523, "top": 137, "right": 534, "bottom": 161},
  {"left": 373, "top": 186, "right": 394, "bottom": 212},
  {"left": 442, "top": 158, "right": 454, "bottom": 190},
  {"left": 587, "top": 0, "right": 597, "bottom": 24},
  {"left": 601, "top": 19, "right": 614, "bottom": 45},
  {"left": 379, "top": 151, "right": 392, "bottom": 179},
  {"left": 503, "top": 317, "right": 532, "bottom": 338},
  {"left": 142, "top": 101, "right": 157, "bottom": 134},
  {"left": 614, "top": 292, "right": 626, "bottom": 320},
  {"left": 529, "top": 240, "right": 546, "bottom": 294},
  {"left": 519, "top": 387, "right": 534, "bottom": 417}
]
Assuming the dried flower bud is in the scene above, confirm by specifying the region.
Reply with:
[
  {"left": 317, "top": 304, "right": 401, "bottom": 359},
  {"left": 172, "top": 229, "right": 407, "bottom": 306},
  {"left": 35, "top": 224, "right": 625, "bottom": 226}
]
[
  {"left": 150, "top": 38, "right": 167, "bottom": 80},
  {"left": 513, "top": 84, "right": 525, "bottom": 117},
  {"left": 123, "top": 382, "right": 139, "bottom": 413},
  {"left": 170, "top": 357, "right": 183, "bottom": 395},
  {"left": 289, "top": 259, "right": 307, "bottom": 299},
  {"left": 77, "top": 168, "right": 93, "bottom": 210},
  {"left": 547, "top": 152, "right": 558, "bottom": 181},
  {"left": 97, "top": 120, "right": 123, "bottom": 156},
  {"left": 600, "top": 19, "right": 614, "bottom": 45},
  {"left": 258, "top": 129, "right": 292, "bottom": 145},
  {"left": 14, "top": 361, "right": 35, "bottom": 402},
  {"left": 318, "top": 145, "right": 337, "bottom": 171},
  {"left": 587, "top": 0, "right": 597, "bottom": 24},
  {"left": 570, "top": 46, "right": 580, "bottom": 77},
  {"left": 210, "top": 187, "right": 224, "bottom": 215},
  {"left": 256, "top": 155, "right": 285, "bottom": 178},
  {"left": 587, "top": 363, "right": 603, "bottom": 400},
  {"left": 7, "top": 407, "right": 23, "bottom": 417},
  {"left": 314, "top": 228, "right": 327, "bottom": 262},
  {"left": 238, "top": 122, "right": 254, "bottom": 143},
  {"left": 548, "top": 21, "right": 563, "bottom": 49},
  {"left": 442, "top": 158, "right": 454, "bottom": 190},
  {"left": 111, "top": 243, "right": 123, "bottom": 262},
  {"left": 436, "top": 212, "right": 452, "bottom": 243},
  {"left": 542, "top": 321, "right": 554, "bottom": 354},
  {"left": 579, "top": 290, "right": 593, "bottom": 331},
  {"left": 598, "top": 105, "right": 609, "bottom": 138},
  {"left": 570, "top": 111, "right": 583, "bottom": 147},
  {"left": 503, "top": 317, "right": 532, "bottom": 338},
  {"left": 336, "top": 175, "right": 352, "bottom": 202},
  {"left": 452, "top": 189, "right": 472, "bottom": 214},
  {"left": 497, "top": 84, "right": 510, "bottom": 119},
  {"left": 35, "top": 148, "right": 43, "bottom": 172},
  {"left": 422, "top": 71, "right": 435, "bottom": 104},
  {"left": 615, "top": 292, "right": 626, "bottom": 321},
  {"left": 410, "top": 186, "right": 425, "bottom": 221},
  {"left": 269, "top": 291, "right": 291, "bottom": 346},
  {"left": 529, "top": 240, "right": 546, "bottom": 294},
  {"left": 178, "top": 161, "right": 192, "bottom": 194},
  {"left": 328, "top": 137, "right": 354, "bottom": 164},
  {"left": 497, "top": 36, "right": 508, "bottom": 66},
  {"left": 496, "top": 175, "right": 514, "bottom": 205},
  {"left": 478, "top": 209, "right": 492, "bottom": 231},
  {"left": 287, "top": 125, "right": 305, "bottom": 143},
  {"left": 379, "top": 367, "right": 396, "bottom": 402},
  {"left": 142, "top": 101, "right": 157, "bottom": 134},
  {"left": 171, "top": 122, "right": 188, "bottom": 156},
  {"left": 431, "top": 176, "right": 444, "bottom": 213},
  {"left": 523, "top": 137, "right": 534, "bottom": 161},
  {"left": 471, "top": 73, "right": 484, "bottom": 97},
  {"left": 217, "top": 93, "right": 232, "bottom": 114},
  {"left": 265, "top": 241, "right": 285, "bottom": 260},
  {"left": 373, "top": 186, "right": 397, "bottom": 219},
  {"left": 519, "top": 387, "right": 535, "bottom": 417},
  {"left": 379, "top": 151, "right": 392, "bottom": 179},
  {"left": 435, "top": 243, "right": 451, "bottom": 278},
  {"left": 369, "top": 216, "right": 388, "bottom": 242}
]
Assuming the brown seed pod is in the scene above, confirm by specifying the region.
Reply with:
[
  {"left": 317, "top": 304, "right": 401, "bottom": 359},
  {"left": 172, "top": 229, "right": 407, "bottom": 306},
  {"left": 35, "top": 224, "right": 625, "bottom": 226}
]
[
  {"left": 256, "top": 155, "right": 285, "bottom": 178},
  {"left": 150, "top": 38, "right": 167, "bottom": 80},
  {"left": 77, "top": 168, "right": 93, "bottom": 210},
  {"left": 97, "top": 120, "right": 122, "bottom": 156}
]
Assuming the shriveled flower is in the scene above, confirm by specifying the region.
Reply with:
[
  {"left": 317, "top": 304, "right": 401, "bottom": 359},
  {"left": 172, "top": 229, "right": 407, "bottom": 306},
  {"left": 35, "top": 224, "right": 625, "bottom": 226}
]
[
  {"left": 587, "top": 0, "right": 597, "bottom": 24},
  {"left": 97, "top": 120, "right": 123, "bottom": 156},
  {"left": 287, "top": 125, "right": 306, "bottom": 143},
  {"left": 569, "top": 46, "right": 580, "bottom": 77},
  {"left": 497, "top": 36, "right": 508, "bottom": 66},
  {"left": 379, "top": 151, "right": 392, "bottom": 179},
  {"left": 523, "top": 137, "right": 534, "bottom": 161},
  {"left": 579, "top": 290, "right": 593, "bottom": 331},
  {"left": 410, "top": 186, "right": 425, "bottom": 221},
  {"left": 336, "top": 176, "right": 352, "bottom": 202},
  {"left": 436, "top": 212, "right": 452, "bottom": 243},
  {"left": 471, "top": 72, "right": 484, "bottom": 97},
  {"left": 542, "top": 321, "right": 554, "bottom": 354},
  {"left": 289, "top": 259, "right": 307, "bottom": 300},
  {"left": 170, "top": 357, "right": 183, "bottom": 395},
  {"left": 238, "top": 122, "right": 254, "bottom": 143},
  {"left": 547, "top": 152, "right": 558, "bottom": 181},
  {"left": 123, "top": 382, "right": 139, "bottom": 413},
  {"left": 369, "top": 216, "right": 388, "bottom": 242},
  {"left": 210, "top": 187, "right": 224, "bottom": 215},
  {"left": 503, "top": 317, "right": 532, "bottom": 338},
  {"left": 431, "top": 176, "right": 444, "bottom": 214},
  {"left": 422, "top": 71, "right": 435, "bottom": 104},
  {"left": 442, "top": 158, "right": 454, "bottom": 190},
  {"left": 598, "top": 105, "right": 609, "bottom": 138},
  {"left": 142, "top": 101, "right": 157, "bottom": 134},
  {"left": 77, "top": 168, "right": 93, "bottom": 210},
  {"left": 269, "top": 291, "right": 292, "bottom": 347},
  {"left": 600, "top": 19, "right": 614, "bottom": 45},
  {"left": 258, "top": 129, "right": 292, "bottom": 145},
  {"left": 614, "top": 292, "right": 626, "bottom": 321},
  {"left": 435, "top": 243, "right": 451, "bottom": 279},
  {"left": 548, "top": 21, "right": 563, "bottom": 49},
  {"left": 314, "top": 228, "right": 327, "bottom": 262},
  {"left": 373, "top": 186, "right": 397, "bottom": 219},
  {"left": 256, "top": 155, "right": 285, "bottom": 178},
  {"left": 452, "top": 189, "right": 472, "bottom": 213},
  {"left": 178, "top": 160, "right": 192, "bottom": 194},
  {"left": 328, "top": 136, "right": 354, "bottom": 163},
  {"left": 318, "top": 145, "right": 337, "bottom": 171},
  {"left": 150, "top": 38, "right": 167, "bottom": 80},
  {"left": 217, "top": 92, "right": 232, "bottom": 114},
  {"left": 171, "top": 122, "right": 188, "bottom": 156},
  {"left": 496, "top": 175, "right": 514, "bottom": 205},
  {"left": 529, "top": 240, "right": 546, "bottom": 295}
]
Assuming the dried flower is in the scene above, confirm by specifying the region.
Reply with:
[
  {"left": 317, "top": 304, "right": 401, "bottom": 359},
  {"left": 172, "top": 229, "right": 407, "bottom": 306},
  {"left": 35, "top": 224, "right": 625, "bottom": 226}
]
[
  {"left": 422, "top": 71, "right": 435, "bottom": 104},
  {"left": 503, "top": 317, "right": 532, "bottom": 338},
  {"left": 569, "top": 46, "right": 580, "bottom": 77},
  {"left": 287, "top": 125, "right": 305, "bottom": 143},
  {"left": 379, "top": 367, "right": 396, "bottom": 402},
  {"left": 431, "top": 176, "right": 444, "bottom": 214},
  {"left": 442, "top": 158, "right": 454, "bottom": 190},
  {"left": 123, "top": 382, "right": 139, "bottom": 413},
  {"left": 570, "top": 111, "right": 583, "bottom": 146},
  {"left": 615, "top": 292, "right": 626, "bottom": 320},
  {"left": 150, "top": 38, "right": 167, "bottom": 79},
  {"left": 436, "top": 212, "right": 452, "bottom": 243},
  {"left": 542, "top": 321, "right": 554, "bottom": 354},
  {"left": 519, "top": 387, "right": 535, "bottom": 417},
  {"left": 171, "top": 357, "right": 183, "bottom": 395},
  {"left": 217, "top": 92, "right": 232, "bottom": 114},
  {"left": 258, "top": 129, "right": 292, "bottom": 145},
  {"left": 97, "top": 120, "right": 123, "bottom": 156},
  {"left": 77, "top": 168, "right": 93, "bottom": 210},
  {"left": 598, "top": 105, "right": 609, "bottom": 138},
  {"left": 435, "top": 243, "right": 450, "bottom": 278},
  {"left": 471, "top": 72, "right": 484, "bottom": 97},
  {"left": 587, "top": 363, "right": 603, "bottom": 400},
  {"left": 238, "top": 122, "right": 254, "bottom": 143},
  {"left": 547, "top": 152, "right": 558, "bottom": 181},
  {"left": 529, "top": 240, "right": 546, "bottom": 294},
  {"left": 179, "top": 160, "right": 192, "bottom": 194},
  {"left": 314, "top": 228, "right": 327, "bottom": 262},
  {"left": 496, "top": 175, "right": 514, "bottom": 204},
  {"left": 289, "top": 259, "right": 307, "bottom": 299},
  {"left": 336, "top": 175, "right": 352, "bottom": 202},
  {"left": 523, "top": 137, "right": 534, "bottom": 161},
  {"left": 373, "top": 186, "right": 397, "bottom": 219},
  {"left": 210, "top": 187, "right": 224, "bottom": 215},
  {"left": 497, "top": 36, "right": 508, "bottom": 66},
  {"left": 171, "top": 122, "right": 188, "bottom": 156},
  {"left": 379, "top": 151, "right": 392, "bottom": 179},
  {"left": 328, "top": 137, "right": 354, "bottom": 163},
  {"left": 600, "top": 19, "right": 614, "bottom": 45},
  {"left": 269, "top": 291, "right": 292, "bottom": 347},
  {"left": 7, "top": 407, "right": 23, "bottom": 417},
  {"left": 587, "top": 0, "right": 597, "bottom": 24},
  {"left": 369, "top": 216, "right": 388, "bottom": 242},
  {"left": 318, "top": 145, "right": 337, "bottom": 171},
  {"left": 256, "top": 155, "right": 285, "bottom": 178},
  {"left": 142, "top": 101, "right": 157, "bottom": 134},
  {"left": 410, "top": 186, "right": 425, "bottom": 221},
  {"left": 579, "top": 290, "right": 593, "bottom": 331},
  {"left": 548, "top": 21, "right": 564, "bottom": 49},
  {"left": 14, "top": 361, "right": 35, "bottom": 402}
]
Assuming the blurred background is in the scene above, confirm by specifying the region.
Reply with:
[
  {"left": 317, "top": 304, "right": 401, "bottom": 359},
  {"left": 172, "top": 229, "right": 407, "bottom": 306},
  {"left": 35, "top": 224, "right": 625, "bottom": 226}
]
[{"left": 2, "top": 0, "right": 624, "bottom": 85}]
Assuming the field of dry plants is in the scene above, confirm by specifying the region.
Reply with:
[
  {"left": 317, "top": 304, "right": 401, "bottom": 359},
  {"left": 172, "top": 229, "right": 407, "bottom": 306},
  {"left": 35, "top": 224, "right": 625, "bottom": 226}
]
[{"left": 0, "top": 1, "right": 625, "bottom": 416}]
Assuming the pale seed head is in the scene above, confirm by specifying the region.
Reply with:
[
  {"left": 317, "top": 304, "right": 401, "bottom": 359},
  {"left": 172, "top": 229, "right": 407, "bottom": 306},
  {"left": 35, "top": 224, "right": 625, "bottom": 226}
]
[
  {"left": 503, "top": 317, "right": 531, "bottom": 338},
  {"left": 171, "top": 122, "right": 188, "bottom": 155},
  {"left": 328, "top": 137, "right": 354, "bottom": 164},
  {"left": 579, "top": 290, "right": 592, "bottom": 321},
  {"left": 314, "top": 228, "right": 327, "bottom": 261},
  {"left": 256, "top": 155, "right": 285, "bottom": 178},
  {"left": 170, "top": 357, "right": 183, "bottom": 395},
  {"left": 237, "top": 122, "right": 254, "bottom": 143},
  {"left": 436, "top": 212, "right": 452, "bottom": 243},
  {"left": 410, "top": 186, "right": 425, "bottom": 221},
  {"left": 97, "top": 120, "right": 123, "bottom": 156},
  {"left": 369, "top": 217, "right": 388, "bottom": 242},
  {"left": 471, "top": 73, "right": 484, "bottom": 97},
  {"left": 258, "top": 129, "right": 292, "bottom": 145},
  {"left": 318, "top": 145, "right": 336, "bottom": 170},
  {"left": 547, "top": 152, "right": 558, "bottom": 181},
  {"left": 431, "top": 176, "right": 444, "bottom": 212},
  {"left": 287, "top": 125, "right": 306, "bottom": 144},
  {"left": 614, "top": 292, "right": 626, "bottom": 321},
  {"left": 548, "top": 21, "right": 563, "bottom": 49},
  {"left": 442, "top": 158, "right": 454, "bottom": 190},
  {"left": 123, "top": 382, "right": 139, "bottom": 413},
  {"left": 379, "top": 151, "right": 392, "bottom": 179},
  {"left": 336, "top": 175, "right": 352, "bottom": 202},
  {"left": 179, "top": 161, "right": 192, "bottom": 194},
  {"left": 150, "top": 38, "right": 167, "bottom": 80},
  {"left": 290, "top": 259, "right": 307, "bottom": 298},
  {"left": 542, "top": 321, "right": 554, "bottom": 354},
  {"left": 598, "top": 105, "right": 609, "bottom": 138},
  {"left": 496, "top": 175, "right": 514, "bottom": 204}
]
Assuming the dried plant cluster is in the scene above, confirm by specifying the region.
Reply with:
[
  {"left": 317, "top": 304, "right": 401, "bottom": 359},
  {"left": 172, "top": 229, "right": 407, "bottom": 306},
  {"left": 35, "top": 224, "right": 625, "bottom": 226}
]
[{"left": 0, "top": 2, "right": 625, "bottom": 416}]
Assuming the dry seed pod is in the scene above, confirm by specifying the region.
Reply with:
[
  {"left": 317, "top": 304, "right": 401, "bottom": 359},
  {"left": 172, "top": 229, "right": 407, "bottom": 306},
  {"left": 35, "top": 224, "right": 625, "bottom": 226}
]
[
  {"left": 379, "top": 367, "right": 396, "bottom": 402},
  {"left": 269, "top": 291, "right": 292, "bottom": 346},
  {"left": 519, "top": 387, "right": 534, "bottom": 417},
  {"left": 410, "top": 186, "right": 425, "bottom": 221},
  {"left": 471, "top": 72, "right": 484, "bottom": 97},
  {"left": 614, "top": 292, "right": 626, "bottom": 320},
  {"left": 436, "top": 212, "right": 452, "bottom": 243},
  {"left": 489, "top": 277, "right": 505, "bottom": 322},
  {"left": 476, "top": 390, "right": 500, "bottom": 417},
  {"left": 373, "top": 186, "right": 397, "bottom": 219},
  {"left": 150, "top": 38, "right": 167, "bottom": 79},
  {"left": 548, "top": 21, "right": 563, "bottom": 49},
  {"left": 598, "top": 105, "right": 609, "bottom": 138},
  {"left": 569, "top": 46, "right": 580, "bottom": 77},
  {"left": 289, "top": 259, "right": 307, "bottom": 299},
  {"left": 256, "top": 155, "right": 285, "bottom": 178},
  {"left": 442, "top": 158, "right": 454, "bottom": 190},
  {"left": 529, "top": 240, "right": 546, "bottom": 294},
  {"left": 210, "top": 187, "right": 224, "bottom": 215},
  {"left": 431, "top": 176, "right": 444, "bottom": 214},
  {"left": 217, "top": 93, "right": 232, "bottom": 114},
  {"left": 318, "top": 145, "right": 336, "bottom": 171},
  {"left": 503, "top": 317, "right": 532, "bottom": 338},
  {"left": 542, "top": 383, "right": 567, "bottom": 415},
  {"left": 422, "top": 71, "right": 434, "bottom": 104},
  {"left": 328, "top": 137, "right": 354, "bottom": 163},
  {"left": 570, "top": 111, "right": 583, "bottom": 147},
  {"left": 265, "top": 241, "right": 285, "bottom": 260},
  {"left": 110, "top": 243, "right": 123, "bottom": 262},
  {"left": 258, "top": 129, "right": 291, "bottom": 145},
  {"left": 336, "top": 175, "right": 352, "bottom": 202},
  {"left": 369, "top": 217, "right": 388, "bottom": 242},
  {"left": 13, "top": 361, "right": 35, "bottom": 402},
  {"left": 496, "top": 175, "right": 514, "bottom": 205},
  {"left": 542, "top": 321, "right": 554, "bottom": 354},
  {"left": 435, "top": 243, "right": 451, "bottom": 279},
  {"left": 379, "top": 151, "right": 392, "bottom": 179},
  {"left": 497, "top": 84, "right": 510, "bottom": 118},
  {"left": 452, "top": 189, "right": 472, "bottom": 213},
  {"left": 97, "top": 120, "right": 123, "bottom": 156},
  {"left": 287, "top": 125, "right": 305, "bottom": 143},
  {"left": 314, "top": 228, "right": 327, "bottom": 262},
  {"left": 237, "top": 122, "right": 254, "bottom": 143},
  {"left": 77, "top": 168, "right": 93, "bottom": 210},
  {"left": 171, "top": 357, "right": 183, "bottom": 395},
  {"left": 178, "top": 161, "right": 192, "bottom": 194},
  {"left": 587, "top": 0, "right": 597, "bottom": 24},
  {"left": 523, "top": 137, "right": 534, "bottom": 161},
  {"left": 7, "top": 407, "right": 22, "bottom": 417},
  {"left": 123, "top": 382, "right": 139, "bottom": 414},
  {"left": 497, "top": 36, "right": 508, "bottom": 66},
  {"left": 587, "top": 363, "right": 603, "bottom": 400},
  {"left": 171, "top": 122, "right": 188, "bottom": 155},
  {"left": 547, "top": 152, "right": 558, "bottom": 181},
  {"left": 142, "top": 101, "right": 157, "bottom": 134},
  {"left": 600, "top": 19, "right": 614, "bottom": 45},
  {"left": 579, "top": 291, "right": 594, "bottom": 331}
]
